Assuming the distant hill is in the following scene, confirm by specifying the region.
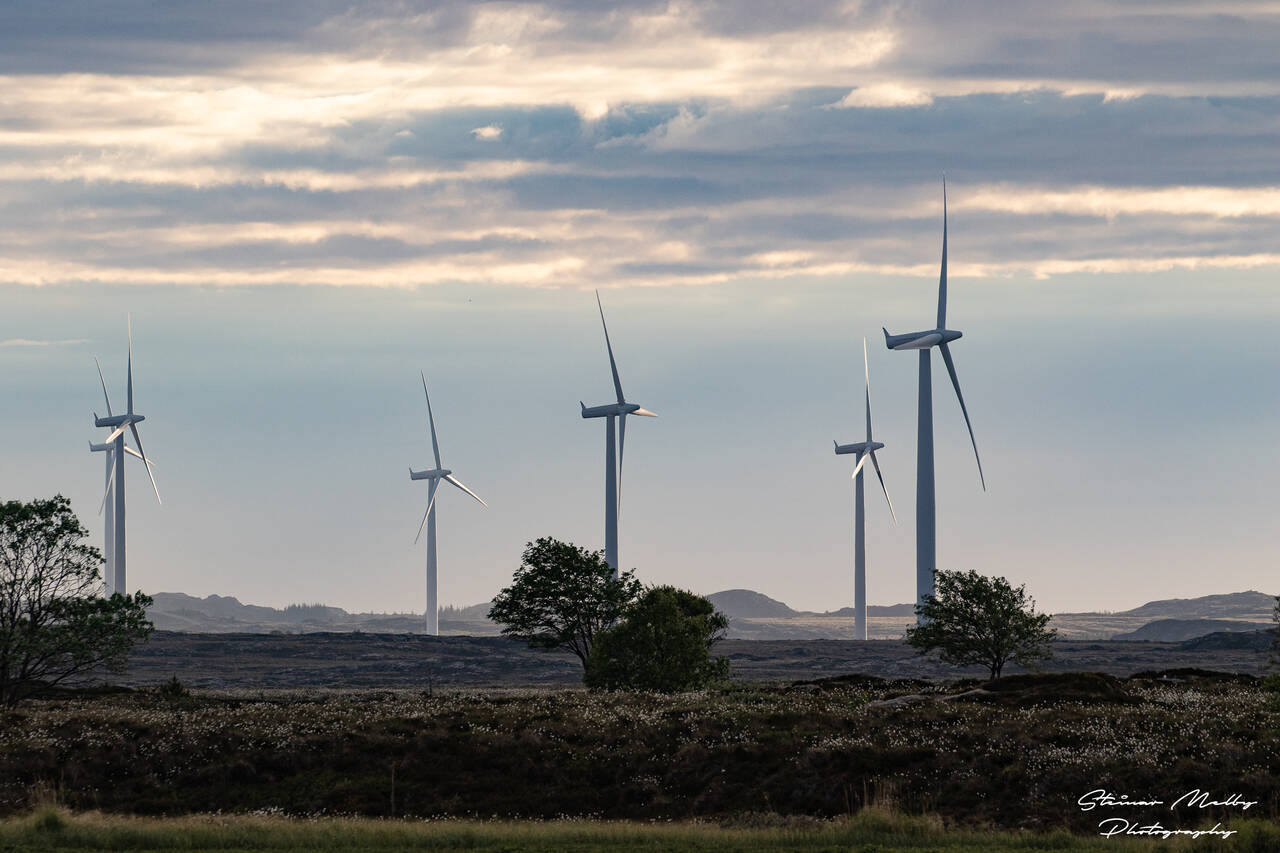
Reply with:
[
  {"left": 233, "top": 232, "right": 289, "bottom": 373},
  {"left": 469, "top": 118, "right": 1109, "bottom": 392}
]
[
  {"left": 1119, "top": 590, "right": 1275, "bottom": 621},
  {"left": 707, "top": 590, "right": 798, "bottom": 619},
  {"left": 145, "top": 588, "right": 1276, "bottom": 641},
  {"left": 706, "top": 590, "right": 917, "bottom": 621},
  {"left": 440, "top": 601, "right": 495, "bottom": 621},
  {"left": 1112, "top": 618, "right": 1274, "bottom": 642},
  {"left": 146, "top": 593, "right": 451, "bottom": 634},
  {"left": 827, "top": 603, "right": 918, "bottom": 617}
]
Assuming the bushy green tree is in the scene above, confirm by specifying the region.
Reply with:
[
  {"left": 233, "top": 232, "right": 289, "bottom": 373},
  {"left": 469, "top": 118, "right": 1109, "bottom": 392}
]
[
  {"left": 1273, "top": 594, "right": 1279, "bottom": 662},
  {"left": 905, "top": 569, "right": 1056, "bottom": 680},
  {"left": 0, "top": 496, "right": 153, "bottom": 706},
  {"left": 488, "top": 537, "right": 641, "bottom": 669},
  {"left": 584, "top": 585, "right": 729, "bottom": 692}
]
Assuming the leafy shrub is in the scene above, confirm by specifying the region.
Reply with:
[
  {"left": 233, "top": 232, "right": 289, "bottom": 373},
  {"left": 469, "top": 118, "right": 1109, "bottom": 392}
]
[{"left": 584, "top": 586, "right": 728, "bottom": 692}]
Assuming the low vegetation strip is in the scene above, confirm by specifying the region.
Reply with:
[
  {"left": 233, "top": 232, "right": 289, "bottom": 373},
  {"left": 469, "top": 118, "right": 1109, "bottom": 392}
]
[
  {"left": 0, "top": 675, "right": 1275, "bottom": 834},
  {"left": 4, "top": 808, "right": 1275, "bottom": 852}
]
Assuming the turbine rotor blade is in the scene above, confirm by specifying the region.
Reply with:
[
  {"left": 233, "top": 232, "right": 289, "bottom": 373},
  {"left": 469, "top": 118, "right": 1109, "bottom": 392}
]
[
  {"left": 863, "top": 337, "right": 873, "bottom": 442},
  {"left": 850, "top": 452, "right": 869, "bottom": 481},
  {"left": 127, "top": 316, "right": 134, "bottom": 415},
  {"left": 617, "top": 412, "right": 626, "bottom": 518},
  {"left": 937, "top": 179, "right": 948, "bottom": 330},
  {"left": 103, "top": 422, "right": 129, "bottom": 444},
  {"left": 596, "top": 290, "right": 626, "bottom": 404},
  {"left": 129, "top": 423, "right": 162, "bottom": 504},
  {"left": 443, "top": 474, "right": 487, "bottom": 508},
  {"left": 123, "top": 445, "right": 154, "bottom": 465},
  {"left": 95, "top": 357, "right": 114, "bottom": 417},
  {"left": 939, "top": 342, "right": 985, "bottom": 491},
  {"left": 870, "top": 450, "right": 897, "bottom": 524},
  {"left": 421, "top": 372, "right": 442, "bottom": 469},
  {"left": 99, "top": 449, "right": 116, "bottom": 515},
  {"left": 414, "top": 483, "right": 440, "bottom": 544}
]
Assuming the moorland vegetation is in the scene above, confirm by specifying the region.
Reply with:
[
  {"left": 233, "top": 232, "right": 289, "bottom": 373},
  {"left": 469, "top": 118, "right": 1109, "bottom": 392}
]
[{"left": 0, "top": 672, "right": 1274, "bottom": 835}]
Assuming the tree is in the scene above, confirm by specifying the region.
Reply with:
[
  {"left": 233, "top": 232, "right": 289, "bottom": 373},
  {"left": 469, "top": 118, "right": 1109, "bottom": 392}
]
[
  {"left": 1265, "top": 595, "right": 1280, "bottom": 696},
  {"left": 1272, "top": 594, "right": 1279, "bottom": 668},
  {"left": 488, "top": 537, "right": 641, "bottom": 669},
  {"left": 905, "top": 569, "right": 1056, "bottom": 680},
  {"left": 0, "top": 496, "right": 154, "bottom": 706},
  {"left": 584, "top": 585, "right": 729, "bottom": 692}
]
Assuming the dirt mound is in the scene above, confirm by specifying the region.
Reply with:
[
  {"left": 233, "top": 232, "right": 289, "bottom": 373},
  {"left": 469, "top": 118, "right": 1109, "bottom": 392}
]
[
  {"left": 1178, "top": 630, "right": 1273, "bottom": 651},
  {"left": 954, "top": 672, "right": 1137, "bottom": 705},
  {"left": 785, "top": 673, "right": 933, "bottom": 693},
  {"left": 1127, "top": 668, "right": 1261, "bottom": 686}
]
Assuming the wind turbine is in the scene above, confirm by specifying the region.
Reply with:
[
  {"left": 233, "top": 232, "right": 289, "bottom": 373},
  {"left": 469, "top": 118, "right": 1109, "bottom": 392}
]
[
  {"left": 91, "top": 323, "right": 161, "bottom": 596},
  {"left": 409, "top": 372, "right": 486, "bottom": 636},
  {"left": 833, "top": 338, "right": 896, "bottom": 640},
  {"left": 579, "top": 291, "right": 656, "bottom": 576},
  {"left": 883, "top": 181, "right": 985, "bottom": 622},
  {"left": 89, "top": 438, "right": 153, "bottom": 595}
]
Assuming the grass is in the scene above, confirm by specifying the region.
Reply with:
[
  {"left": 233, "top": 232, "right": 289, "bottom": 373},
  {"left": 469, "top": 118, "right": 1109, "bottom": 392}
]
[{"left": 6, "top": 806, "right": 1277, "bottom": 851}]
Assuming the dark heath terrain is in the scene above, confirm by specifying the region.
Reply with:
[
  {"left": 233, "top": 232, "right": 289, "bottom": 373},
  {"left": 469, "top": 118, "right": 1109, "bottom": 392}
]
[{"left": 117, "top": 630, "right": 1273, "bottom": 689}]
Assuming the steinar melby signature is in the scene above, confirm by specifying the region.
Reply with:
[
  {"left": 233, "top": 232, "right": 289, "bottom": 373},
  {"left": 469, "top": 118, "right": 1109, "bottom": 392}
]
[{"left": 1078, "top": 789, "right": 1258, "bottom": 839}]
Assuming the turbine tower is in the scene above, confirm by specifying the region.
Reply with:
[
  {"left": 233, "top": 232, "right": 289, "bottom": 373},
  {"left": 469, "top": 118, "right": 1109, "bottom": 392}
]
[
  {"left": 580, "top": 291, "right": 656, "bottom": 575},
  {"left": 882, "top": 182, "right": 985, "bottom": 621},
  {"left": 409, "top": 372, "right": 486, "bottom": 636},
  {"left": 91, "top": 323, "right": 161, "bottom": 595},
  {"left": 90, "top": 436, "right": 151, "bottom": 594},
  {"left": 833, "top": 338, "right": 896, "bottom": 640},
  {"left": 89, "top": 438, "right": 115, "bottom": 593}
]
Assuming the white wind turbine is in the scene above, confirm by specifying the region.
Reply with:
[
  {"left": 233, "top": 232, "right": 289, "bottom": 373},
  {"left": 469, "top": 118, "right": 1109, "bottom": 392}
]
[
  {"left": 882, "top": 182, "right": 985, "bottom": 621},
  {"left": 88, "top": 434, "right": 150, "bottom": 596},
  {"left": 833, "top": 338, "right": 896, "bottom": 640},
  {"left": 409, "top": 372, "right": 486, "bottom": 636},
  {"left": 579, "top": 291, "right": 656, "bottom": 575},
  {"left": 91, "top": 322, "right": 161, "bottom": 595}
]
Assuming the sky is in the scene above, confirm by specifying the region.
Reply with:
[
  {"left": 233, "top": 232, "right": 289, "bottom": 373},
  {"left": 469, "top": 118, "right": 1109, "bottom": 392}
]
[{"left": 1, "top": 1, "right": 1278, "bottom": 615}]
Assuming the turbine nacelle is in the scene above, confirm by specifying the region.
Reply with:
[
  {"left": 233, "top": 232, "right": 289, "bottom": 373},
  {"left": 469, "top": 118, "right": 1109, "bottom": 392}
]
[
  {"left": 409, "top": 467, "right": 452, "bottom": 481},
  {"left": 94, "top": 412, "right": 143, "bottom": 428},
  {"left": 882, "top": 327, "right": 962, "bottom": 351},
  {"left": 833, "top": 440, "right": 884, "bottom": 456},
  {"left": 89, "top": 440, "right": 153, "bottom": 464},
  {"left": 580, "top": 401, "right": 657, "bottom": 419}
]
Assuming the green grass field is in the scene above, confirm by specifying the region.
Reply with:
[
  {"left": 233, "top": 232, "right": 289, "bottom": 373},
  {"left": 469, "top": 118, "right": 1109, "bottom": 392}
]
[{"left": 5, "top": 807, "right": 1277, "bottom": 852}]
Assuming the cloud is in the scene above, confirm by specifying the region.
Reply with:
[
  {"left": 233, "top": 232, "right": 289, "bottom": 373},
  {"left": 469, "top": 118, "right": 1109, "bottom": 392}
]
[
  {"left": 0, "top": 338, "right": 90, "bottom": 347},
  {"left": 838, "top": 83, "right": 933, "bottom": 108},
  {"left": 1, "top": 2, "right": 1279, "bottom": 288}
]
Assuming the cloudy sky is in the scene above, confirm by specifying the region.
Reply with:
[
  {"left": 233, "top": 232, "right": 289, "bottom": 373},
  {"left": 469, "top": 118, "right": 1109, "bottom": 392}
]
[{"left": 2, "top": 1, "right": 1278, "bottom": 615}]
